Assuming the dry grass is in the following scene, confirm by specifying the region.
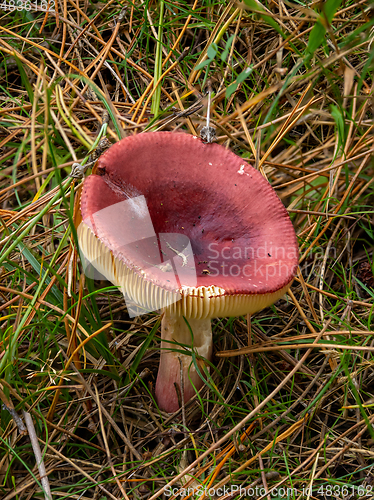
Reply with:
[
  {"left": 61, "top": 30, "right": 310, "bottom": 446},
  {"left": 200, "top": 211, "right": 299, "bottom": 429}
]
[{"left": 0, "top": 1, "right": 374, "bottom": 499}]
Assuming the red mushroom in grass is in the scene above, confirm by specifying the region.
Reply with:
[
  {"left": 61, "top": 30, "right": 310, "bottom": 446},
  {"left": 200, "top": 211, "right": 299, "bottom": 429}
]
[{"left": 78, "top": 132, "right": 298, "bottom": 413}]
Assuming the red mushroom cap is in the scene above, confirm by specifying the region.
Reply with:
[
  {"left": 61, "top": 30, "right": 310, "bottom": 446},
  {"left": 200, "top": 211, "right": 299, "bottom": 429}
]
[{"left": 78, "top": 132, "right": 298, "bottom": 318}]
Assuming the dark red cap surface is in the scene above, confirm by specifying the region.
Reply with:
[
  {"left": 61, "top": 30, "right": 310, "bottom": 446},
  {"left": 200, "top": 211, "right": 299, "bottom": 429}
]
[{"left": 80, "top": 132, "right": 298, "bottom": 297}]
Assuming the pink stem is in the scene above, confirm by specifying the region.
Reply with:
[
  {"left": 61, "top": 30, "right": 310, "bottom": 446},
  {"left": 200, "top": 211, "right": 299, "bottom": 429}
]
[{"left": 155, "top": 311, "right": 213, "bottom": 413}]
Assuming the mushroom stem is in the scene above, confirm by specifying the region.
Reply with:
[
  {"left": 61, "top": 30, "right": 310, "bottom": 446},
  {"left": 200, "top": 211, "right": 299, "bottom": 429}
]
[{"left": 155, "top": 309, "right": 213, "bottom": 413}]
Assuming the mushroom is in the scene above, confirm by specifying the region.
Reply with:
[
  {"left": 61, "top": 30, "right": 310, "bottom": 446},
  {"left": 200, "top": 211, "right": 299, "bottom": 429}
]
[{"left": 78, "top": 132, "right": 298, "bottom": 413}]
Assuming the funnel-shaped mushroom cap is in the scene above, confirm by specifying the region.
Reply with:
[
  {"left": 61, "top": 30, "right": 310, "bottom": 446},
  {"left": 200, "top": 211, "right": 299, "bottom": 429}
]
[{"left": 78, "top": 132, "right": 298, "bottom": 318}]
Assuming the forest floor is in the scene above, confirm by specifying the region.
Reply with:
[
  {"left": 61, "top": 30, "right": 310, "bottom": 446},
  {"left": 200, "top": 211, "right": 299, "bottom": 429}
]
[{"left": 0, "top": 1, "right": 374, "bottom": 499}]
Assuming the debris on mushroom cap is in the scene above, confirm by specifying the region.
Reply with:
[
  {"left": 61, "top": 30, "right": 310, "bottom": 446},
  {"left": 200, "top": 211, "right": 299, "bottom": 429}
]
[{"left": 78, "top": 131, "right": 298, "bottom": 318}]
